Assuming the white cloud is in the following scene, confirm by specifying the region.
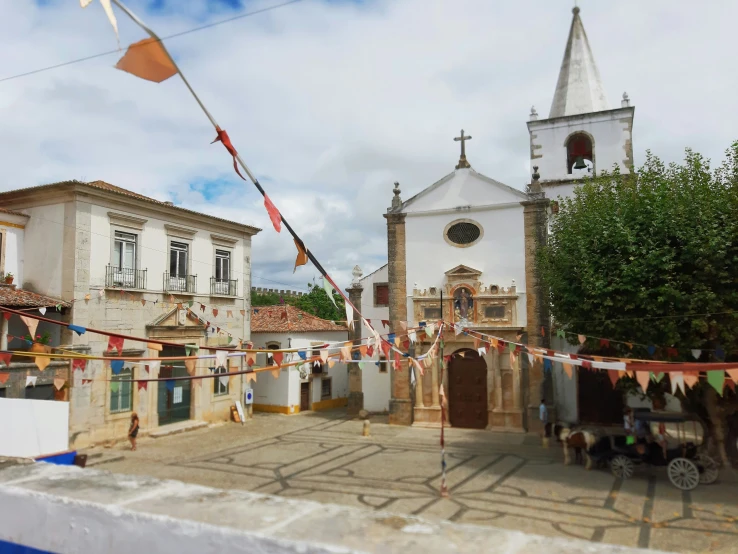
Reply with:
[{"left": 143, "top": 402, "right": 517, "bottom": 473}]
[{"left": 1, "top": 0, "right": 737, "bottom": 292}]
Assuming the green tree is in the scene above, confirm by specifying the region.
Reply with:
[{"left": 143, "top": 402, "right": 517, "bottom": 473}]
[
  {"left": 539, "top": 142, "right": 738, "bottom": 465},
  {"left": 251, "top": 280, "right": 345, "bottom": 322}
]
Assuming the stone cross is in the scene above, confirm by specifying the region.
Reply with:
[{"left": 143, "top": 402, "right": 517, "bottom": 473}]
[{"left": 454, "top": 130, "right": 472, "bottom": 169}]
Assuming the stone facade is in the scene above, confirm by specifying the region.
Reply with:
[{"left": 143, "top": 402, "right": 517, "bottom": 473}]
[
  {"left": 346, "top": 283, "right": 364, "bottom": 415},
  {"left": 384, "top": 211, "right": 412, "bottom": 426}
]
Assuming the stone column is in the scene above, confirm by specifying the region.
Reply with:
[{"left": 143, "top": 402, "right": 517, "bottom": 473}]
[
  {"left": 346, "top": 267, "right": 364, "bottom": 416},
  {"left": 384, "top": 183, "right": 412, "bottom": 425},
  {"left": 521, "top": 167, "right": 551, "bottom": 432}
]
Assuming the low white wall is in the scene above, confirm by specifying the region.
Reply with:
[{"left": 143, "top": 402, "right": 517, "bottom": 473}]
[
  {"left": 0, "top": 398, "right": 69, "bottom": 457},
  {"left": 363, "top": 362, "right": 390, "bottom": 413},
  {"left": 0, "top": 464, "right": 663, "bottom": 554}
]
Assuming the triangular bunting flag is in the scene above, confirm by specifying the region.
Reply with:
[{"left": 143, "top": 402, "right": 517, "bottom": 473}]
[
  {"left": 110, "top": 360, "right": 125, "bottom": 375},
  {"left": 345, "top": 302, "right": 354, "bottom": 330},
  {"left": 328, "top": 358, "right": 336, "bottom": 369},
  {"left": 110, "top": 381, "right": 119, "bottom": 393},
  {"left": 320, "top": 349, "right": 329, "bottom": 363},
  {"left": 138, "top": 381, "right": 148, "bottom": 391},
  {"left": 0, "top": 353, "right": 12, "bottom": 367},
  {"left": 39, "top": 307, "right": 46, "bottom": 316},
  {"left": 147, "top": 342, "right": 163, "bottom": 352},
  {"left": 607, "top": 370, "right": 620, "bottom": 388},
  {"left": 263, "top": 194, "right": 282, "bottom": 232},
  {"left": 359, "top": 344, "right": 368, "bottom": 357},
  {"left": 322, "top": 277, "right": 338, "bottom": 308},
  {"left": 35, "top": 356, "right": 50, "bottom": 371},
  {"left": 219, "top": 375, "right": 230, "bottom": 389},
  {"left": 706, "top": 370, "right": 725, "bottom": 395},
  {"left": 727, "top": 369, "right": 738, "bottom": 384},
  {"left": 184, "top": 358, "right": 196, "bottom": 375},
  {"left": 340, "top": 344, "right": 351, "bottom": 361},
  {"left": 636, "top": 371, "right": 651, "bottom": 393},
  {"left": 215, "top": 350, "right": 228, "bottom": 368},
  {"left": 0, "top": 373, "right": 9, "bottom": 384},
  {"left": 107, "top": 336, "right": 124, "bottom": 355},
  {"left": 691, "top": 349, "right": 702, "bottom": 360},
  {"left": 293, "top": 239, "right": 308, "bottom": 272},
  {"left": 72, "top": 358, "right": 87, "bottom": 372},
  {"left": 671, "top": 372, "right": 685, "bottom": 395},
  {"left": 53, "top": 378, "right": 65, "bottom": 391},
  {"left": 148, "top": 361, "right": 161, "bottom": 375},
  {"left": 25, "top": 375, "right": 37, "bottom": 388},
  {"left": 246, "top": 352, "right": 256, "bottom": 367},
  {"left": 246, "top": 372, "right": 257, "bottom": 384},
  {"left": 562, "top": 363, "right": 573, "bottom": 379},
  {"left": 271, "top": 369, "right": 280, "bottom": 379},
  {"left": 20, "top": 316, "right": 39, "bottom": 338},
  {"left": 272, "top": 351, "right": 284, "bottom": 366},
  {"left": 394, "top": 351, "right": 401, "bottom": 371},
  {"left": 683, "top": 372, "right": 699, "bottom": 388}
]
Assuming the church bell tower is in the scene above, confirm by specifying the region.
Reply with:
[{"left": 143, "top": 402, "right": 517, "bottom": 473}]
[{"left": 527, "top": 7, "right": 635, "bottom": 198}]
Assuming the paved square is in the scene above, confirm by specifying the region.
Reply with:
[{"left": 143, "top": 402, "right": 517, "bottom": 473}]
[{"left": 92, "top": 411, "right": 738, "bottom": 553}]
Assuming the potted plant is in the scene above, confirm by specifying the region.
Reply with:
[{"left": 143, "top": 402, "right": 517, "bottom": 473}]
[
  {"left": 3, "top": 272, "right": 13, "bottom": 285},
  {"left": 25, "top": 331, "right": 52, "bottom": 353}
]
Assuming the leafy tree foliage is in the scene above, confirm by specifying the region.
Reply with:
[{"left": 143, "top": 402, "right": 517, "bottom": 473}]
[
  {"left": 539, "top": 143, "right": 738, "bottom": 465},
  {"left": 251, "top": 281, "right": 345, "bottom": 322}
]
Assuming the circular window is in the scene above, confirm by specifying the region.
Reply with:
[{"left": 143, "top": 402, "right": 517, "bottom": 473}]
[{"left": 444, "top": 219, "right": 483, "bottom": 247}]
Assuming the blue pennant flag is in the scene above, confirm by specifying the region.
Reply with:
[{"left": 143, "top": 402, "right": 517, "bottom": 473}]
[
  {"left": 298, "top": 351, "right": 307, "bottom": 360},
  {"left": 68, "top": 324, "right": 86, "bottom": 336},
  {"left": 418, "top": 321, "right": 427, "bottom": 328},
  {"left": 110, "top": 360, "right": 125, "bottom": 375},
  {"left": 647, "top": 345, "right": 657, "bottom": 356},
  {"left": 715, "top": 346, "right": 726, "bottom": 361},
  {"left": 387, "top": 333, "right": 396, "bottom": 343},
  {"left": 543, "top": 358, "right": 552, "bottom": 373},
  {"left": 166, "top": 380, "right": 175, "bottom": 392}
]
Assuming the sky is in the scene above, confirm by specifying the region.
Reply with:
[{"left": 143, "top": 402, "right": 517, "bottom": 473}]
[{"left": 1, "top": 0, "right": 737, "bottom": 293}]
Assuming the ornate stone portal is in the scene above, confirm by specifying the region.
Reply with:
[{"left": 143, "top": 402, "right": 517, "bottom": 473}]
[{"left": 411, "top": 264, "right": 526, "bottom": 431}]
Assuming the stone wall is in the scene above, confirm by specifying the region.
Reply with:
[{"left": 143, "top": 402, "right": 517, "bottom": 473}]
[{"left": 0, "top": 463, "right": 665, "bottom": 554}]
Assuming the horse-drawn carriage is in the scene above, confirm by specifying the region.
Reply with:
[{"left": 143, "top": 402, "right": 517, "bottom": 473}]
[{"left": 587, "top": 411, "right": 719, "bottom": 490}]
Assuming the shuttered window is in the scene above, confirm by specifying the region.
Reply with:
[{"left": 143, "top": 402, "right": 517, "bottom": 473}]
[{"left": 374, "top": 283, "right": 389, "bottom": 307}]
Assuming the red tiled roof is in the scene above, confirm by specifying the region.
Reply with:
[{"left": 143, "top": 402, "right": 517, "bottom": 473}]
[
  {"left": 0, "top": 285, "right": 71, "bottom": 309},
  {"left": 251, "top": 305, "right": 347, "bottom": 334},
  {"left": 0, "top": 180, "right": 260, "bottom": 233}
]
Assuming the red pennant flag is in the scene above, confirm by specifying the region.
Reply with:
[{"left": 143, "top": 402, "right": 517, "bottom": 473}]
[
  {"left": 599, "top": 339, "right": 610, "bottom": 348},
  {"left": 211, "top": 128, "right": 247, "bottom": 181},
  {"left": 72, "top": 359, "right": 87, "bottom": 372},
  {"left": 394, "top": 351, "right": 401, "bottom": 371},
  {"left": 272, "top": 351, "right": 284, "bottom": 366},
  {"left": 381, "top": 340, "right": 391, "bottom": 359},
  {"left": 280, "top": 310, "right": 288, "bottom": 321},
  {"left": 107, "top": 336, "right": 124, "bottom": 355},
  {"left": 608, "top": 370, "right": 620, "bottom": 388},
  {"left": 82, "top": 379, "right": 92, "bottom": 385},
  {"left": 666, "top": 347, "right": 678, "bottom": 359},
  {"left": 496, "top": 341, "right": 506, "bottom": 355},
  {"left": 2, "top": 312, "right": 11, "bottom": 321},
  {"left": 402, "top": 339, "right": 410, "bottom": 350},
  {"left": 582, "top": 360, "right": 592, "bottom": 370},
  {"left": 0, "top": 373, "right": 9, "bottom": 384},
  {"left": 366, "top": 345, "right": 374, "bottom": 358},
  {"left": 725, "top": 379, "right": 736, "bottom": 393},
  {"left": 0, "top": 353, "right": 11, "bottom": 367},
  {"left": 201, "top": 304, "right": 206, "bottom": 313},
  {"left": 381, "top": 320, "right": 390, "bottom": 329},
  {"left": 137, "top": 381, "right": 148, "bottom": 391},
  {"left": 263, "top": 194, "right": 282, "bottom": 233}
]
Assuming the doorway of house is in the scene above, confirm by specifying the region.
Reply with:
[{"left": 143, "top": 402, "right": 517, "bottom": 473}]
[
  {"left": 300, "top": 382, "right": 311, "bottom": 412},
  {"left": 448, "top": 349, "right": 488, "bottom": 429},
  {"left": 157, "top": 345, "right": 192, "bottom": 426}
]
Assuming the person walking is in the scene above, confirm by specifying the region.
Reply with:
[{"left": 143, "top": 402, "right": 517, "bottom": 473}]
[{"left": 128, "top": 412, "right": 139, "bottom": 451}]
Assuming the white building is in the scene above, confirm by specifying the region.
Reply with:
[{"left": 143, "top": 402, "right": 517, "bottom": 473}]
[
  {"left": 250, "top": 305, "right": 349, "bottom": 414},
  {"left": 0, "top": 179, "right": 260, "bottom": 447},
  {"left": 360, "top": 7, "right": 634, "bottom": 429}
]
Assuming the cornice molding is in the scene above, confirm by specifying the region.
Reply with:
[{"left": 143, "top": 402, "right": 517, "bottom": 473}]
[{"left": 107, "top": 211, "right": 147, "bottom": 230}]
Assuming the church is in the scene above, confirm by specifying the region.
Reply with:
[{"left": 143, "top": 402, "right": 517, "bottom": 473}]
[{"left": 355, "top": 7, "right": 636, "bottom": 431}]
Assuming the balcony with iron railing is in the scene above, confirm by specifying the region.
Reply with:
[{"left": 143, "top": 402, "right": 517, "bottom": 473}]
[
  {"left": 210, "top": 277, "right": 238, "bottom": 296},
  {"left": 163, "top": 272, "right": 197, "bottom": 294},
  {"left": 105, "top": 265, "right": 147, "bottom": 290}
]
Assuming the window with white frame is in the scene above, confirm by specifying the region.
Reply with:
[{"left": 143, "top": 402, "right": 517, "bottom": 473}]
[
  {"left": 170, "top": 241, "right": 188, "bottom": 277},
  {"left": 215, "top": 250, "right": 230, "bottom": 281},
  {"left": 113, "top": 231, "right": 137, "bottom": 270},
  {"left": 213, "top": 365, "right": 229, "bottom": 396},
  {"left": 110, "top": 367, "right": 133, "bottom": 413}
]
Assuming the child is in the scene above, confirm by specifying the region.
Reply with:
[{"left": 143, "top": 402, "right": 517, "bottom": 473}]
[{"left": 128, "top": 412, "right": 139, "bottom": 451}]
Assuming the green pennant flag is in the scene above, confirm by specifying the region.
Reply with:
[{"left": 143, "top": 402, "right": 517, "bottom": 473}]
[
  {"left": 322, "top": 277, "right": 338, "bottom": 308},
  {"left": 188, "top": 300, "right": 194, "bottom": 308},
  {"left": 185, "top": 345, "right": 200, "bottom": 356},
  {"left": 706, "top": 370, "right": 725, "bottom": 395},
  {"left": 651, "top": 372, "right": 665, "bottom": 383},
  {"left": 556, "top": 329, "right": 565, "bottom": 339},
  {"left": 110, "top": 381, "right": 119, "bottom": 393},
  {"left": 508, "top": 342, "right": 516, "bottom": 353}
]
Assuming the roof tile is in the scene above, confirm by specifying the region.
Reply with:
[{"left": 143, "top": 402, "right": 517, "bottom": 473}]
[
  {"left": 251, "top": 305, "right": 347, "bottom": 334},
  {"left": 0, "top": 286, "right": 71, "bottom": 309}
]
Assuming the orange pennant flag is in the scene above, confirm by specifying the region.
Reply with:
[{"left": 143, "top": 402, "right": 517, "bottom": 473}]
[
  {"left": 115, "top": 38, "right": 178, "bottom": 83},
  {"left": 562, "top": 363, "right": 573, "bottom": 378},
  {"left": 147, "top": 342, "right": 163, "bottom": 352},
  {"left": 0, "top": 373, "right": 9, "bottom": 384},
  {"left": 636, "top": 371, "right": 651, "bottom": 392},
  {"left": 35, "top": 356, "right": 50, "bottom": 371},
  {"left": 328, "top": 359, "right": 336, "bottom": 369},
  {"left": 184, "top": 359, "right": 196, "bottom": 375},
  {"left": 683, "top": 372, "right": 699, "bottom": 388},
  {"left": 359, "top": 344, "right": 368, "bottom": 357},
  {"left": 293, "top": 239, "right": 308, "bottom": 273},
  {"left": 727, "top": 368, "right": 738, "bottom": 384},
  {"left": 53, "top": 378, "right": 65, "bottom": 391},
  {"left": 271, "top": 369, "right": 280, "bottom": 379},
  {"left": 246, "top": 372, "right": 257, "bottom": 384}
]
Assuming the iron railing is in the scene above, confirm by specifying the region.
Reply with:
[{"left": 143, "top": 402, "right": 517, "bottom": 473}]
[
  {"left": 210, "top": 277, "right": 237, "bottom": 296},
  {"left": 106, "top": 265, "right": 147, "bottom": 289},
  {"left": 163, "top": 272, "right": 197, "bottom": 293}
]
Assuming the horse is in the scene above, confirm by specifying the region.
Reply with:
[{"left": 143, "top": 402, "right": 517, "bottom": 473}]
[{"left": 553, "top": 424, "right": 597, "bottom": 469}]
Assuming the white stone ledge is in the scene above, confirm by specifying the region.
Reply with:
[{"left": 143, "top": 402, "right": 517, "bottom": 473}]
[{"left": 0, "top": 463, "right": 670, "bottom": 554}]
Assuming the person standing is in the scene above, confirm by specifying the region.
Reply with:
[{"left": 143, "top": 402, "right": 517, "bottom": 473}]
[{"left": 128, "top": 412, "right": 139, "bottom": 451}]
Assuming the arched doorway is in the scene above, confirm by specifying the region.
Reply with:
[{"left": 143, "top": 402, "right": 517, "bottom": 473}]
[{"left": 447, "top": 349, "right": 488, "bottom": 429}]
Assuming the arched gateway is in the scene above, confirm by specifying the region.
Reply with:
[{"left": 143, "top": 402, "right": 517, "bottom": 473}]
[{"left": 447, "top": 349, "right": 488, "bottom": 429}]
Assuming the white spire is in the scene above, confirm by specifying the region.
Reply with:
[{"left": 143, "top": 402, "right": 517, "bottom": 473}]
[{"left": 549, "top": 7, "right": 610, "bottom": 118}]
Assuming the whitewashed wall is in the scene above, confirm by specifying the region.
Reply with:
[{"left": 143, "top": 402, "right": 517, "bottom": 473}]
[
  {"left": 363, "top": 361, "right": 390, "bottom": 413},
  {"left": 0, "top": 224, "right": 25, "bottom": 284},
  {"left": 529, "top": 108, "right": 634, "bottom": 189},
  {"left": 19, "top": 204, "right": 66, "bottom": 297},
  {"left": 0, "top": 398, "right": 69, "bottom": 457},
  {"left": 549, "top": 336, "right": 579, "bottom": 424},
  {"left": 358, "top": 264, "right": 389, "bottom": 341}
]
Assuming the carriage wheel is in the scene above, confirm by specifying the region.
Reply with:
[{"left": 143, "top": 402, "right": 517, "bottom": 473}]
[
  {"left": 667, "top": 458, "right": 700, "bottom": 490},
  {"left": 696, "top": 454, "right": 719, "bottom": 485},
  {"left": 610, "top": 455, "right": 634, "bottom": 479}
]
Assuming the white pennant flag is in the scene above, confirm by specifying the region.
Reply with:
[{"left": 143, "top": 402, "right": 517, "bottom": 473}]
[
  {"left": 691, "top": 349, "right": 702, "bottom": 360},
  {"left": 477, "top": 347, "right": 487, "bottom": 356},
  {"left": 671, "top": 372, "right": 685, "bottom": 395},
  {"left": 454, "top": 323, "right": 463, "bottom": 336},
  {"left": 39, "top": 307, "right": 47, "bottom": 316},
  {"left": 322, "top": 277, "right": 338, "bottom": 308},
  {"left": 148, "top": 361, "right": 161, "bottom": 375},
  {"left": 320, "top": 349, "right": 329, "bottom": 363},
  {"left": 26, "top": 376, "right": 37, "bottom": 388},
  {"left": 527, "top": 353, "right": 535, "bottom": 365},
  {"left": 408, "top": 330, "right": 417, "bottom": 343},
  {"left": 425, "top": 322, "right": 435, "bottom": 336},
  {"left": 345, "top": 302, "right": 354, "bottom": 330},
  {"left": 219, "top": 375, "right": 229, "bottom": 389},
  {"left": 215, "top": 350, "right": 228, "bottom": 368}
]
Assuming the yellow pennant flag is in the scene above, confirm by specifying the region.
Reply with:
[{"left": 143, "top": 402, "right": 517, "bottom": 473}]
[
  {"left": 293, "top": 239, "right": 308, "bottom": 273},
  {"left": 35, "top": 356, "right": 50, "bottom": 371}
]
